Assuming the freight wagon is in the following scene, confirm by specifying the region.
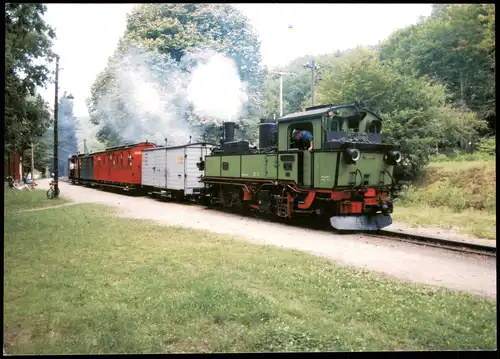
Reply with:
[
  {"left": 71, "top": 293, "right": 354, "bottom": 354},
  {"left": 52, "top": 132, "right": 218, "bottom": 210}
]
[{"left": 141, "top": 142, "right": 210, "bottom": 199}]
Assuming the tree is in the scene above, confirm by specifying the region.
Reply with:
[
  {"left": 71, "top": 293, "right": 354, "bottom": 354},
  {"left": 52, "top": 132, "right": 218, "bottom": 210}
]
[
  {"left": 261, "top": 53, "right": 341, "bottom": 118},
  {"left": 262, "top": 71, "right": 311, "bottom": 118},
  {"left": 380, "top": 4, "right": 495, "bottom": 130},
  {"left": 87, "top": 3, "right": 265, "bottom": 146},
  {"left": 476, "top": 3, "right": 495, "bottom": 124},
  {"left": 40, "top": 92, "right": 78, "bottom": 176},
  {"left": 5, "top": 4, "right": 56, "bottom": 154},
  {"left": 57, "top": 92, "right": 78, "bottom": 176},
  {"left": 316, "top": 47, "right": 486, "bottom": 179}
]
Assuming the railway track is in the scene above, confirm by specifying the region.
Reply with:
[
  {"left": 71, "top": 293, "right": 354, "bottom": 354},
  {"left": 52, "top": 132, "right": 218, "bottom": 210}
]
[
  {"left": 58, "top": 179, "right": 496, "bottom": 257},
  {"left": 366, "top": 230, "right": 496, "bottom": 257}
]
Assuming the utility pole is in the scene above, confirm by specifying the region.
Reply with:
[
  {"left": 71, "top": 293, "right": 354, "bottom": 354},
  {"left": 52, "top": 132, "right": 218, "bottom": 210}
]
[
  {"left": 303, "top": 60, "right": 319, "bottom": 106},
  {"left": 271, "top": 71, "right": 293, "bottom": 117},
  {"left": 53, "top": 55, "right": 74, "bottom": 197},
  {"left": 53, "top": 56, "right": 60, "bottom": 196},
  {"left": 84, "top": 138, "right": 89, "bottom": 155},
  {"left": 31, "top": 140, "right": 35, "bottom": 180}
]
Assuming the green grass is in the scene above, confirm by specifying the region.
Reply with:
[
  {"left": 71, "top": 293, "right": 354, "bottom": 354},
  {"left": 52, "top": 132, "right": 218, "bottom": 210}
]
[
  {"left": 429, "top": 152, "right": 495, "bottom": 164},
  {"left": 393, "top": 206, "right": 496, "bottom": 239},
  {"left": 3, "top": 191, "right": 496, "bottom": 353},
  {"left": 4, "top": 184, "right": 70, "bottom": 214},
  {"left": 397, "top": 159, "right": 496, "bottom": 239}
]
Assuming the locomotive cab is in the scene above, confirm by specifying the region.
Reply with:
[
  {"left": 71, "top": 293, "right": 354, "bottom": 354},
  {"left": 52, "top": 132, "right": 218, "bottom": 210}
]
[{"left": 275, "top": 103, "right": 402, "bottom": 230}]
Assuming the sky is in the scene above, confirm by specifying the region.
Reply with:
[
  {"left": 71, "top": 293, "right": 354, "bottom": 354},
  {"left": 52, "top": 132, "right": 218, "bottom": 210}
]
[{"left": 38, "top": 3, "right": 432, "bottom": 117}]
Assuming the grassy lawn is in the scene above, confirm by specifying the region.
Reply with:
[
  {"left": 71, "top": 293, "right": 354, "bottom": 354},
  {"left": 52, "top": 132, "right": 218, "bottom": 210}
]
[
  {"left": 4, "top": 184, "right": 70, "bottom": 214},
  {"left": 397, "top": 159, "right": 496, "bottom": 239},
  {"left": 4, "top": 191, "right": 496, "bottom": 353},
  {"left": 393, "top": 205, "right": 496, "bottom": 239}
]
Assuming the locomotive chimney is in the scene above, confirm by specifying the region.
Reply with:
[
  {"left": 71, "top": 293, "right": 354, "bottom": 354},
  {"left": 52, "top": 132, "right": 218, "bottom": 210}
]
[{"left": 224, "top": 122, "right": 236, "bottom": 143}]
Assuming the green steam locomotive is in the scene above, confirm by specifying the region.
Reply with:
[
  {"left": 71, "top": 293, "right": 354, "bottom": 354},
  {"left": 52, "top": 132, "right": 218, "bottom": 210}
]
[{"left": 199, "top": 102, "right": 402, "bottom": 231}]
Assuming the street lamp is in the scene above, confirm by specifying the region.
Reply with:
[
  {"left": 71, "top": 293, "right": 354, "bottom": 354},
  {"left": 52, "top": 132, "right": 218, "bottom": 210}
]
[
  {"left": 52, "top": 55, "right": 74, "bottom": 197},
  {"left": 303, "top": 60, "right": 320, "bottom": 106},
  {"left": 271, "top": 71, "right": 293, "bottom": 117}
]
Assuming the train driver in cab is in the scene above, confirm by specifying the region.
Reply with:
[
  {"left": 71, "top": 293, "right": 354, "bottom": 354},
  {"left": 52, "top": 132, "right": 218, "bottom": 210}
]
[{"left": 292, "top": 129, "right": 314, "bottom": 152}]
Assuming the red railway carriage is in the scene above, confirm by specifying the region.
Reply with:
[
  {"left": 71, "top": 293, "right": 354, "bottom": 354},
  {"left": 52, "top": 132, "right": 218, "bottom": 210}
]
[{"left": 92, "top": 142, "right": 157, "bottom": 185}]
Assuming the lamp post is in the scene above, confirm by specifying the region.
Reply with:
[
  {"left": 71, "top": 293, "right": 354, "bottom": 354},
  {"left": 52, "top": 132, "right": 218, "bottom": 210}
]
[
  {"left": 271, "top": 71, "right": 293, "bottom": 117},
  {"left": 53, "top": 55, "right": 74, "bottom": 197},
  {"left": 303, "top": 60, "right": 319, "bottom": 106},
  {"left": 31, "top": 138, "right": 35, "bottom": 181}
]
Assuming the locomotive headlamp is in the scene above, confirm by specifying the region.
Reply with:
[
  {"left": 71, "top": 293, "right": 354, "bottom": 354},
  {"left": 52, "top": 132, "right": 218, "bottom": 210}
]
[
  {"left": 344, "top": 148, "right": 361, "bottom": 164},
  {"left": 384, "top": 150, "right": 402, "bottom": 165}
]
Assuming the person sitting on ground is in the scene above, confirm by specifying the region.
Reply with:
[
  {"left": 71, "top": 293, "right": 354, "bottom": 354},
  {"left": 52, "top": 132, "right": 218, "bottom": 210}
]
[
  {"left": 292, "top": 129, "right": 314, "bottom": 152},
  {"left": 26, "top": 172, "right": 34, "bottom": 185},
  {"left": 11, "top": 179, "right": 31, "bottom": 191}
]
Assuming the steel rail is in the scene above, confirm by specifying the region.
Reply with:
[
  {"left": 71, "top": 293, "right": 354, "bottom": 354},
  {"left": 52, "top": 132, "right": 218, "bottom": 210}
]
[{"left": 366, "top": 230, "right": 496, "bottom": 257}]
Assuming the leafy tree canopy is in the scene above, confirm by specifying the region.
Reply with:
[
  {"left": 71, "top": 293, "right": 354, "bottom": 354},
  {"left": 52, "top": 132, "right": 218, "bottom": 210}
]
[
  {"left": 40, "top": 92, "right": 78, "bottom": 175},
  {"left": 380, "top": 4, "right": 495, "bottom": 125},
  {"left": 5, "top": 3, "right": 56, "bottom": 153},
  {"left": 87, "top": 3, "right": 265, "bottom": 146}
]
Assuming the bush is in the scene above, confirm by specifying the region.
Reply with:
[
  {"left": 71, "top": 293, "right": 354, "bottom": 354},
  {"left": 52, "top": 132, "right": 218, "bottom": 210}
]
[
  {"left": 399, "top": 161, "right": 496, "bottom": 213},
  {"left": 429, "top": 151, "right": 495, "bottom": 163},
  {"left": 477, "top": 137, "right": 496, "bottom": 155}
]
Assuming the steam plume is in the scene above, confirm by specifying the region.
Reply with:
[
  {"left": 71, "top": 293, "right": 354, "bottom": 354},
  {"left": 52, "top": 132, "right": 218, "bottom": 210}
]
[{"left": 92, "top": 45, "right": 249, "bottom": 146}]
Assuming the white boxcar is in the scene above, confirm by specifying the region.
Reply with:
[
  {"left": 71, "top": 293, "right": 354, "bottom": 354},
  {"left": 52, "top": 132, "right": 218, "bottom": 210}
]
[{"left": 141, "top": 143, "right": 209, "bottom": 196}]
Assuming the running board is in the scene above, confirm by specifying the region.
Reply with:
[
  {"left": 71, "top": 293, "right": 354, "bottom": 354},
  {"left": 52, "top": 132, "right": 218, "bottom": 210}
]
[{"left": 330, "top": 214, "right": 393, "bottom": 231}]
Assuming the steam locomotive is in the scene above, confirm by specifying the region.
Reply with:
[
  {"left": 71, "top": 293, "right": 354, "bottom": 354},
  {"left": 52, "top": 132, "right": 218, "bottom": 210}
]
[{"left": 69, "top": 102, "right": 402, "bottom": 231}]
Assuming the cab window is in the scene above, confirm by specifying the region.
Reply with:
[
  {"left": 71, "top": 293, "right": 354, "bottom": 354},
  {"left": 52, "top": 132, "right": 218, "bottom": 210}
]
[
  {"left": 347, "top": 117, "right": 360, "bottom": 132},
  {"left": 330, "top": 116, "right": 343, "bottom": 132},
  {"left": 367, "top": 120, "right": 382, "bottom": 134},
  {"left": 289, "top": 121, "right": 313, "bottom": 150}
]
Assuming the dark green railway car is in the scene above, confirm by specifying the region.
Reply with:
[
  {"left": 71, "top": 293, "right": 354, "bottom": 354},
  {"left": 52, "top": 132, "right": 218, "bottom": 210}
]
[{"left": 78, "top": 155, "right": 94, "bottom": 183}]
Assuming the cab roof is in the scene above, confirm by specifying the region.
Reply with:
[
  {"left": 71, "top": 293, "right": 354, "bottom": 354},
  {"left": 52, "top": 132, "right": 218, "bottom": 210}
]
[{"left": 277, "top": 103, "right": 382, "bottom": 123}]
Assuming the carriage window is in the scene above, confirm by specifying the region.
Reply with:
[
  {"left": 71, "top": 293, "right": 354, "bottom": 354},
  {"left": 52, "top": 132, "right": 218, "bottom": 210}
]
[{"left": 128, "top": 152, "right": 133, "bottom": 167}]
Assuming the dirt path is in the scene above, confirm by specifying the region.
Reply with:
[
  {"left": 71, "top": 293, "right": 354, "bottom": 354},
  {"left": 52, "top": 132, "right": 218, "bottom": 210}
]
[{"left": 40, "top": 180, "right": 496, "bottom": 299}]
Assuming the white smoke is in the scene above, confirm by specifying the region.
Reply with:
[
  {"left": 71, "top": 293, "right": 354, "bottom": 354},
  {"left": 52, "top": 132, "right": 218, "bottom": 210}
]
[
  {"left": 93, "top": 45, "right": 249, "bottom": 146},
  {"left": 187, "top": 53, "right": 248, "bottom": 122}
]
